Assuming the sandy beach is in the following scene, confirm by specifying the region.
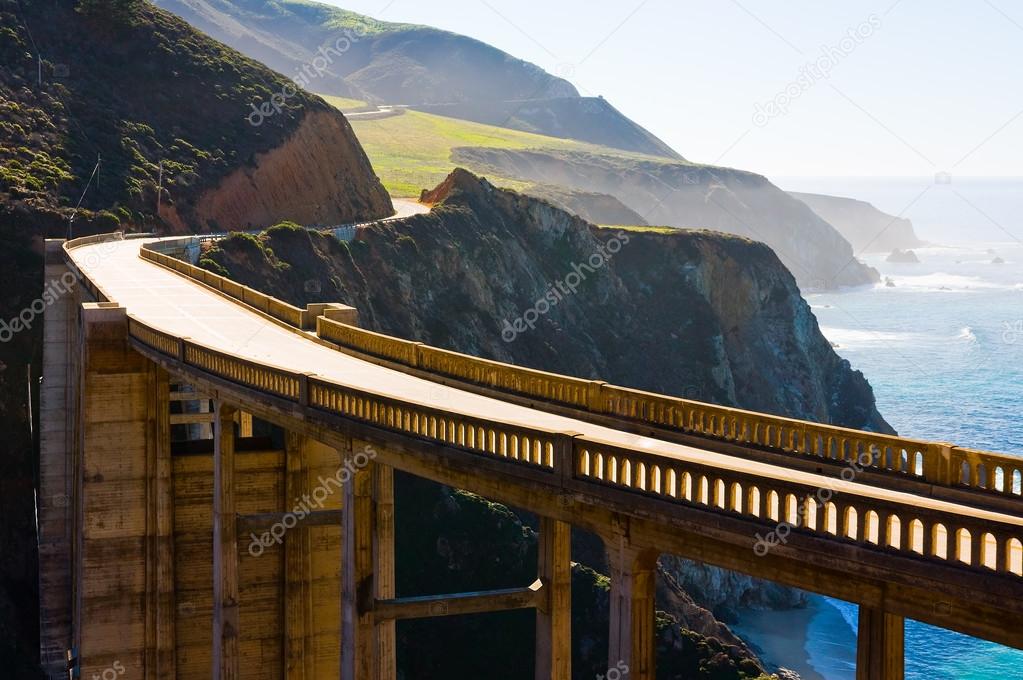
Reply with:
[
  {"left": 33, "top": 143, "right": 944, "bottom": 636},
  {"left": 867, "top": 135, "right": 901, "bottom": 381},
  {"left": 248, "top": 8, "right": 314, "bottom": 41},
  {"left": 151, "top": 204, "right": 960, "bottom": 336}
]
[{"left": 730, "top": 596, "right": 831, "bottom": 680}]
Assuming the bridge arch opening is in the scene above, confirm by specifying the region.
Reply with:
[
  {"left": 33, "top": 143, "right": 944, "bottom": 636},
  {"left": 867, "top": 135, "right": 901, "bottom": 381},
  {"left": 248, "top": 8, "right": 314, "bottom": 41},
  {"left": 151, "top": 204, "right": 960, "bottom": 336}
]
[
  {"left": 980, "top": 533, "right": 998, "bottom": 570},
  {"left": 844, "top": 507, "right": 858, "bottom": 540},
  {"left": 729, "top": 482, "right": 742, "bottom": 513},
  {"left": 714, "top": 479, "right": 727, "bottom": 509},
  {"left": 666, "top": 469, "right": 677, "bottom": 497},
  {"left": 767, "top": 491, "right": 780, "bottom": 521},
  {"left": 681, "top": 472, "right": 692, "bottom": 501},
  {"left": 803, "top": 497, "right": 818, "bottom": 531},
  {"left": 1009, "top": 538, "right": 1023, "bottom": 575},
  {"left": 622, "top": 459, "right": 633, "bottom": 487},
  {"left": 993, "top": 466, "right": 1004, "bottom": 492},
  {"left": 747, "top": 487, "right": 761, "bottom": 517},
  {"left": 886, "top": 515, "right": 901, "bottom": 549},
  {"left": 909, "top": 519, "right": 924, "bottom": 554},
  {"left": 955, "top": 528, "right": 972, "bottom": 564},
  {"left": 914, "top": 451, "right": 924, "bottom": 476},
  {"left": 865, "top": 511, "right": 880, "bottom": 544},
  {"left": 651, "top": 465, "right": 662, "bottom": 493},
  {"left": 959, "top": 461, "right": 971, "bottom": 486},
  {"left": 932, "top": 523, "right": 948, "bottom": 559},
  {"left": 784, "top": 494, "right": 799, "bottom": 526},
  {"left": 824, "top": 502, "right": 838, "bottom": 534},
  {"left": 698, "top": 476, "right": 710, "bottom": 505},
  {"left": 1014, "top": 469, "right": 1022, "bottom": 496},
  {"left": 635, "top": 461, "right": 645, "bottom": 490},
  {"left": 609, "top": 456, "right": 618, "bottom": 484}
]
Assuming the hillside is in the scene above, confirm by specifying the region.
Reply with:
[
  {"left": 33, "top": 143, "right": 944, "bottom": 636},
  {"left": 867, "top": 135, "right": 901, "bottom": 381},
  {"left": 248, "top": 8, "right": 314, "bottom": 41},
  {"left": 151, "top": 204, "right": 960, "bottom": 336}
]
[
  {"left": 151, "top": 0, "right": 683, "bottom": 158},
  {"left": 791, "top": 191, "right": 926, "bottom": 254},
  {"left": 0, "top": 0, "right": 391, "bottom": 673},
  {"left": 202, "top": 169, "right": 893, "bottom": 676},
  {"left": 453, "top": 147, "right": 880, "bottom": 290}
]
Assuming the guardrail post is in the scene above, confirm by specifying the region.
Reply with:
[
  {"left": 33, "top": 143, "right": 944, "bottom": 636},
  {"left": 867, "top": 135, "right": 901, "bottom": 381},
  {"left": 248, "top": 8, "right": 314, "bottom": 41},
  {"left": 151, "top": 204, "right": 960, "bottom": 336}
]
[
  {"left": 587, "top": 381, "right": 607, "bottom": 413},
  {"left": 177, "top": 337, "right": 189, "bottom": 364},
  {"left": 298, "top": 373, "right": 315, "bottom": 408},
  {"left": 556, "top": 433, "right": 579, "bottom": 486},
  {"left": 924, "top": 443, "right": 953, "bottom": 486}
]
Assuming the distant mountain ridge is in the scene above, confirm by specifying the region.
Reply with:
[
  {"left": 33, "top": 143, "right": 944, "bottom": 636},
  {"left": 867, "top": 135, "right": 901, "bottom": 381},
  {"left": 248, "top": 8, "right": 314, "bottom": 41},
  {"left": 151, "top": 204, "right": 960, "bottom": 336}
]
[{"left": 152, "top": 0, "right": 683, "bottom": 159}]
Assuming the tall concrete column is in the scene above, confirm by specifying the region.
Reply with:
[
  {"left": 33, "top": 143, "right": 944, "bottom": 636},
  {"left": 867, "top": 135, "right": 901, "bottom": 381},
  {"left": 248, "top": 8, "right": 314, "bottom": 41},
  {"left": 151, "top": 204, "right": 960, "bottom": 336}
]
[
  {"left": 284, "top": 432, "right": 314, "bottom": 680},
  {"left": 856, "top": 607, "right": 904, "bottom": 680},
  {"left": 374, "top": 462, "right": 396, "bottom": 680},
  {"left": 604, "top": 534, "right": 658, "bottom": 680},
  {"left": 38, "top": 239, "right": 76, "bottom": 675},
  {"left": 145, "top": 365, "right": 175, "bottom": 679},
  {"left": 212, "top": 402, "right": 239, "bottom": 680},
  {"left": 535, "top": 517, "right": 572, "bottom": 680},
  {"left": 75, "top": 302, "right": 159, "bottom": 677},
  {"left": 341, "top": 440, "right": 378, "bottom": 680}
]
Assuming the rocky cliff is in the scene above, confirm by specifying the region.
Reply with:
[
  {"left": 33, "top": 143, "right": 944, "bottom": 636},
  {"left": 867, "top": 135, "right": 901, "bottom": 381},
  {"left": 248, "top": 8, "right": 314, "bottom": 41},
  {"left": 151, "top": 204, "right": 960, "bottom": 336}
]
[
  {"left": 790, "top": 191, "right": 925, "bottom": 254},
  {"left": 190, "top": 110, "right": 392, "bottom": 231},
  {"left": 452, "top": 148, "right": 880, "bottom": 290},
  {"left": 204, "top": 169, "right": 895, "bottom": 677},
  {"left": 522, "top": 183, "right": 649, "bottom": 226}
]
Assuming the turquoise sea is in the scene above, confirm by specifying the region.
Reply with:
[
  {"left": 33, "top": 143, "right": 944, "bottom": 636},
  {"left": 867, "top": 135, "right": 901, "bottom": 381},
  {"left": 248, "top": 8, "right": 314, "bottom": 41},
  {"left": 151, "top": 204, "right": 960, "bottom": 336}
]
[{"left": 773, "top": 177, "right": 1023, "bottom": 680}]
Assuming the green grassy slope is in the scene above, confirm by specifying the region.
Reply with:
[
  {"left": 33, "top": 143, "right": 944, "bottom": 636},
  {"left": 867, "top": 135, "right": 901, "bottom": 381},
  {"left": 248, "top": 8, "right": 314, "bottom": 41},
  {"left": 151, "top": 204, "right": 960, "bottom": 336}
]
[{"left": 329, "top": 99, "right": 676, "bottom": 197}]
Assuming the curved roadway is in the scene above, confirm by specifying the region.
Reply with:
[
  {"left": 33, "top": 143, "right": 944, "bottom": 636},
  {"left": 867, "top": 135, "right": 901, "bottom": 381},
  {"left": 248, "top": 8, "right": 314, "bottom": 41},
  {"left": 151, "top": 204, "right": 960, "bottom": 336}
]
[{"left": 68, "top": 238, "right": 1023, "bottom": 528}]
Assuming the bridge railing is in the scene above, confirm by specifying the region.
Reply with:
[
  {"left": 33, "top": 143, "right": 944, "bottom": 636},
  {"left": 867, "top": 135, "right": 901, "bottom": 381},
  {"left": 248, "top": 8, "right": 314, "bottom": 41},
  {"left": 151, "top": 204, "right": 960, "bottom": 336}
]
[
  {"left": 123, "top": 314, "right": 1023, "bottom": 580},
  {"left": 130, "top": 237, "right": 1023, "bottom": 501}
]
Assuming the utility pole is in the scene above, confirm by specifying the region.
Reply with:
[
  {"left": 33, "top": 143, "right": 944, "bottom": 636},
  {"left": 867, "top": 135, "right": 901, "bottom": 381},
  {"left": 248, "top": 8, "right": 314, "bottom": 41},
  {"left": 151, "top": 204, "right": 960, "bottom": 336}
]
[{"left": 156, "top": 160, "right": 163, "bottom": 216}]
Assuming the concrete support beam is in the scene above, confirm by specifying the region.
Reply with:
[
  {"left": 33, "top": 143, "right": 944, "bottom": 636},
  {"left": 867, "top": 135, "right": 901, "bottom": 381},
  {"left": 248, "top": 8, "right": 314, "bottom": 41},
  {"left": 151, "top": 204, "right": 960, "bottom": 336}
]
[
  {"left": 373, "top": 581, "right": 544, "bottom": 621},
  {"left": 857, "top": 607, "right": 904, "bottom": 680},
  {"left": 535, "top": 517, "right": 572, "bottom": 680},
  {"left": 212, "top": 402, "right": 239, "bottom": 680},
  {"left": 604, "top": 531, "right": 658, "bottom": 680}
]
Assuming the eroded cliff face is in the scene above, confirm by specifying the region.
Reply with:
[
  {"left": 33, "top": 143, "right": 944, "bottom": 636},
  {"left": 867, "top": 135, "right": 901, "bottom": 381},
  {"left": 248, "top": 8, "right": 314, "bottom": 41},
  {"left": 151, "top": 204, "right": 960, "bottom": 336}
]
[
  {"left": 790, "top": 191, "right": 925, "bottom": 254},
  {"left": 204, "top": 171, "right": 893, "bottom": 673},
  {"left": 188, "top": 110, "right": 393, "bottom": 231},
  {"left": 451, "top": 147, "right": 880, "bottom": 290}
]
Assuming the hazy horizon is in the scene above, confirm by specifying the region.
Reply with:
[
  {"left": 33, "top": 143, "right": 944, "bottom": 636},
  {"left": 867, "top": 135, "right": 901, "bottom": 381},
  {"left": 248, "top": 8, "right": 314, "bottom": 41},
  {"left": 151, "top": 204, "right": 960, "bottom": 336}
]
[{"left": 322, "top": 0, "right": 1023, "bottom": 180}]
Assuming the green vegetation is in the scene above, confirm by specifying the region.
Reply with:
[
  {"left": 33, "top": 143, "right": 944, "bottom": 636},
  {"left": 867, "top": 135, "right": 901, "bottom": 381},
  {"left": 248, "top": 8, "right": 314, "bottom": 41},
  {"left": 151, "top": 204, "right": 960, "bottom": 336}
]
[
  {"left": 328, "top": 100, "right": 672, "bottom": 197},
  {"left": 0, "top": 0, "right": 329, "bottom": 224},
  {"left": 318, "top": 94, "right": 368, "bottom": 111},
  {"left": 273, "top": 0, "right": 423, "bottom": 35}
]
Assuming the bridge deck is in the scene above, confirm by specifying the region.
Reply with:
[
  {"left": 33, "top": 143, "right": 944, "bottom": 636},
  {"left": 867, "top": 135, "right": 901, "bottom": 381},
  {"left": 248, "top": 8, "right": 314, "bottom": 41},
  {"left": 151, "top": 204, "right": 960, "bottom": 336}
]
[{"left": 68, "top": 238, "right": 1023, "bottom": 528}]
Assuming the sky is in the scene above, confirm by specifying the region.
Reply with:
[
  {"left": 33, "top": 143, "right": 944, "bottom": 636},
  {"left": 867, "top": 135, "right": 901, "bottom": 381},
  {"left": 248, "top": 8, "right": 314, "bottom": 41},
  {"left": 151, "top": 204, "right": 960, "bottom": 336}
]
[{"left": 321, "top": 0, "right": 1023, "bottom": 180}]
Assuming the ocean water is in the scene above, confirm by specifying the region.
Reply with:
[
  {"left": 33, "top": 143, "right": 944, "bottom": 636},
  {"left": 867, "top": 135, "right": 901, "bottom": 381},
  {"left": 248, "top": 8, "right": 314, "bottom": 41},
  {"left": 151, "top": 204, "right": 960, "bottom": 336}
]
[{"left": 773, "top": 177, "right": 1023, "bottom": 679}]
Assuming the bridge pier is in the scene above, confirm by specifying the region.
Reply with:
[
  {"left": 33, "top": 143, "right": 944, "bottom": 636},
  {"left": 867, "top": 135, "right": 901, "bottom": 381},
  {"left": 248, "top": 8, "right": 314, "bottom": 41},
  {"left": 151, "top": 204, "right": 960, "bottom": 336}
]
[
  {"left": 604, "top": 533, "right": 659, "bottom": 680},
  {"left": 856, "top": 607, "right": 904, "bottom": 680},
  {"left": 341, "top": 441, "right": 395, "bottom": 680},
  {"left": 212, "top": 402, "right": 239, "bottom": 680},
  {"left": 535, "top": 517, "right": 572, "bottom": 680}
]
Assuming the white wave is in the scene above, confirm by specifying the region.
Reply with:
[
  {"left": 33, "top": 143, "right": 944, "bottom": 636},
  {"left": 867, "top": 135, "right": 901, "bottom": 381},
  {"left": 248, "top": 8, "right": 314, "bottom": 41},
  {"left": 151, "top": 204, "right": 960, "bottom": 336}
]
[
  {"left": 957, "top": 326, "right": 977, "bottom": 342},
  {"left": 820, "top": 327, "right": 918, "bottom": 348},
  {"left": 885, "top": 272, "right": 1005, "bottom": 292}
]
